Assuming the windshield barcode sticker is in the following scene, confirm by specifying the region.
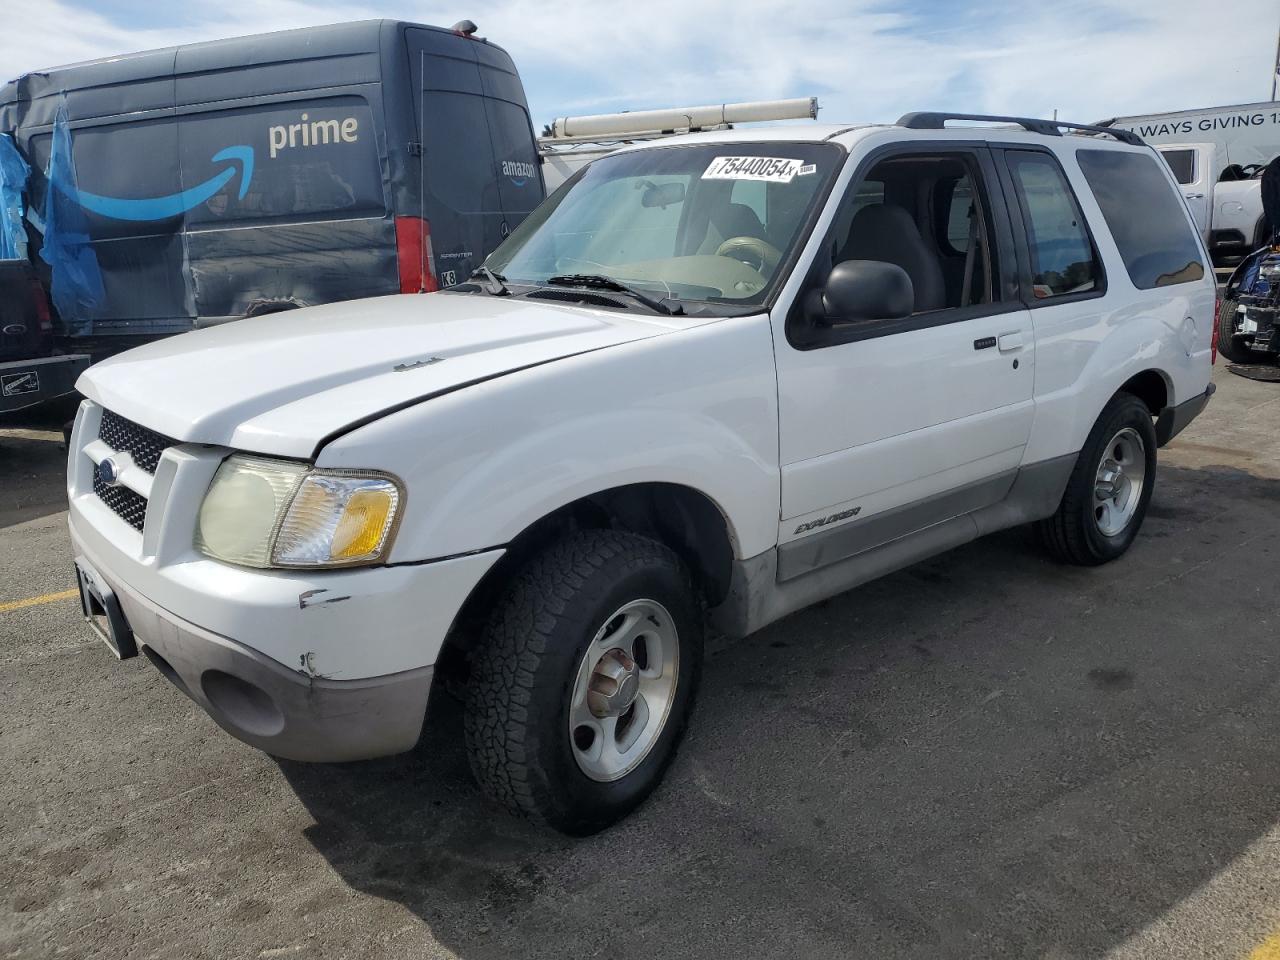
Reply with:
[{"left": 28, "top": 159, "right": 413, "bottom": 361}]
[{"left": 702, "top": 156, "right": 807, "bottom": 183}]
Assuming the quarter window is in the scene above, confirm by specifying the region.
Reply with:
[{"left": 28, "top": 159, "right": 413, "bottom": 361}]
[
  {"left": 1006, "top": 152, "right": 1100, "bottom": 300},
  {"left": 1076, "top": 149, "right": 1206, "bottom": 289}
]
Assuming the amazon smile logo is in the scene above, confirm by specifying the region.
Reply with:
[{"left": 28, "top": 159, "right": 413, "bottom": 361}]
[{"left": 60, "top": 145, "right": 254, "bottom": 222}]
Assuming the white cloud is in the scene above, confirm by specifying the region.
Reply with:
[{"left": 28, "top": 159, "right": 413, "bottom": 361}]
[{"left": 1, "top": 0, "right": 1277, "bottom": 128}]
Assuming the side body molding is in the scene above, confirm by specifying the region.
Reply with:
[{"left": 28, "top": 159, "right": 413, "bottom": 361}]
[{"left": 713, "top": 452, "right": 1077, "bottom": 639}]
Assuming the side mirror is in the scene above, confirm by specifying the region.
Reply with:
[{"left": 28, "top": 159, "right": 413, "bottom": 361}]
[{"left": 807, "top": 259, "right": 914, "bottom": 324}]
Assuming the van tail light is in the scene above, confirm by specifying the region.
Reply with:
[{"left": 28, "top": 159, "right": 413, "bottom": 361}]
[
  {"left": 395, "top": 216, "right": 438, "bottom": 294},
  {"left": 1211, "top": 299, "right": 1220, "bottom": 365},
  {"left": 31, "top": 279, "right": 52, "bottom": 333}
]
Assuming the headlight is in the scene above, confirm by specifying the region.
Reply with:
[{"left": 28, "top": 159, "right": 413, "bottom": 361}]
[{"left": 195, "top": 455, "right": 403, "bottom": 569}]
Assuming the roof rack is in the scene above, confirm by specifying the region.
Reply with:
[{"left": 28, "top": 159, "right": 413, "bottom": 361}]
[
  {"left": 896, "top": 112, "right": 1144, "bottom": 147},
  {"left": 542, "top": 98, "right": 819, "bottom": 144}
]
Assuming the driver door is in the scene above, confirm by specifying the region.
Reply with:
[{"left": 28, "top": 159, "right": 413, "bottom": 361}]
[{"left": 772, "top": 144, "right": 1035, "bottom": 578}]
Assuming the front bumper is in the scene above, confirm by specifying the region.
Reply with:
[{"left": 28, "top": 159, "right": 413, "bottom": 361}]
[
  {"left": 79, "top": 550, "right": 434, "bottom": 762},
  {"left": 68, "top": 514, "right": 501, "bottom": 762},
  {"left": 1233, "top": 302, "right": 1279, "bottom": 353}
]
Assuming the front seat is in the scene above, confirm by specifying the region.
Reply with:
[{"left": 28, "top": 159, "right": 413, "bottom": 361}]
[{"left": 838, "top": 203, "right": 947, "bottom": 312}]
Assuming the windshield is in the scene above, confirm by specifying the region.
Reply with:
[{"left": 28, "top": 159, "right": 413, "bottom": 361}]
[{"left": 484, "top": 142, "right": 844, "bottom": 310}]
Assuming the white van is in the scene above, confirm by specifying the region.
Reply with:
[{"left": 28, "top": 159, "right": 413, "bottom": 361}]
[{"left": 1154, "top": 142, "right": 1270, "bottom": 266}]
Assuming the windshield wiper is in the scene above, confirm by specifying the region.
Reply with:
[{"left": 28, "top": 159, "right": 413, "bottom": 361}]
[
  {"left": 545, "top": 274, "right": 682, "bottom": 316},
  {"left": 470, "top": 265, "right": 510, "bottom": 296}
]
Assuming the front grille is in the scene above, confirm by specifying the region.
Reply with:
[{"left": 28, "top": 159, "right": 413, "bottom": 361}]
[
  {"left": 98, "top": 409, "right": 176, "bottom": 475},
  {"left": 93, "top": 409, "right": 176, "bottom": 532},
  {"left": 93, "top": 470, "right": 148, "bottom": 531}
]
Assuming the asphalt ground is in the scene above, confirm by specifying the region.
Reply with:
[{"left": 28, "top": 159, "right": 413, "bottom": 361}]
[{"left": 3, "top": 366, "right": 1280, "bottom": 960}]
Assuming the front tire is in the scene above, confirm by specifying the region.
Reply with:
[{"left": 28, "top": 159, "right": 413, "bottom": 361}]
[
  {"left": 1217, "top": 298, "right": 1255, "bottom": 364},
  {"left": 1037, "top": 393, "right": 1157, "bottom": 566},
  {"left": 464, "top": 530, "right": 703, "bottom": 835}
]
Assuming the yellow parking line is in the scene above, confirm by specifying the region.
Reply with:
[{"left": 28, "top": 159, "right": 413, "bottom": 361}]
[
  {"left": 1248, "top": 931, "right": 1280, "bottom": 960},
  {"left": 0, "top": 589, "right": 79, "bottom": 614}
]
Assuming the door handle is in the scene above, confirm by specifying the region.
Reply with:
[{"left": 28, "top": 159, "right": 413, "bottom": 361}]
[
  {"left": 997, "top": 331, "right": 1024, "bottom": 353},
  {"left": 1184, "top": 192, "right": 1205, "bottom": 200}
]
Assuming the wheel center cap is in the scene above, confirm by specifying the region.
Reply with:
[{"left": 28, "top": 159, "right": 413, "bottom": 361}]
[
  {"left": 587, "top": 648, "right": 639, "bottom": 718},
  {"left": 1097, "top": 462, "right": 1125, "bottom": 499}
]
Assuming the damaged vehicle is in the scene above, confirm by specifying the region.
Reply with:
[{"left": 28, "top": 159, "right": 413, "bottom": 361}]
[
  {"left": 69, "top": 113, "right": 1215, "bottom": 835},
  {"left": 1217, "top": 156, "right": 1280, "bottom": 365}
]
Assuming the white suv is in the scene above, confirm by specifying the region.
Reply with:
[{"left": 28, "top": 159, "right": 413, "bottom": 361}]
[{"left": 68, "top": 113, "right": 1215, "bottom": 834}]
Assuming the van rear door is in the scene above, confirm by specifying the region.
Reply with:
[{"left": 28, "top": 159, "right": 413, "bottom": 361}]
[
  {"left": 407, "top": 29, "right": 543, "bottom": 286},
  {"left": 473, "top": 43, "right": 543, "bottom": 239}
]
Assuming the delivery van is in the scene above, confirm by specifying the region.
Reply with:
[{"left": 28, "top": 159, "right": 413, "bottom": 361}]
[{"left": 0, "top": 20, "right": 544, "bottom": 354}]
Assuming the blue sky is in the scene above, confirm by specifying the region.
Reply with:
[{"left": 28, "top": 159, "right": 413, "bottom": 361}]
[{"left": 3, "top": 0, "right": 1279, "bottom": 127}]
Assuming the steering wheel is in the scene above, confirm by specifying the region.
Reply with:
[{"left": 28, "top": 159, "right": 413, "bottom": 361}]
[{"left": 715, "top": 236, "right": 783, "bottom": 275}]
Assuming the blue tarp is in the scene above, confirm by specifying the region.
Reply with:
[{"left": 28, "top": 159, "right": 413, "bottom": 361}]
[
  {"left": 40, "top": 104, "right": 104, "bottom": 331},
  {"left": 0, "top": 133, "right": 29, "bottom": 261}
]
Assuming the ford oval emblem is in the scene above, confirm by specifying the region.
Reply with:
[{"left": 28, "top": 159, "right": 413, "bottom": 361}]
[
  {"left": 2, "top": 323, "right": 27, "bottom": 336},
  {"left": 97, "top": 457, "right": 121, "bottom": 487}
]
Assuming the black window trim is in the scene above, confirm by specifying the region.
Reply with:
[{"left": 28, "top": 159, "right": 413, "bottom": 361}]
[
  {"left": 994, "top": 145, "right": 1108, "bottom": 310},
  {"left": 784, "top": 140, "right": 1023, "bottom": 351}
]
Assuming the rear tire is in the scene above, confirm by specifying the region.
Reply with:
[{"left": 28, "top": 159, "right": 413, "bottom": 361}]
[
  {"left": 1217, "top": 298, "right": 1255, "bottom": 364},
  {"left": 464, "top": 530, "right": 703, "bottom": 835},
  {"left": 1037, "top": 392, "right": 1157, "bottom": 566}
]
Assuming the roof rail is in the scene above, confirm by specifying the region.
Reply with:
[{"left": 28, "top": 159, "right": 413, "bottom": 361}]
[{"left": 896, "top": 112, "right": 1145, "bottom": 147}]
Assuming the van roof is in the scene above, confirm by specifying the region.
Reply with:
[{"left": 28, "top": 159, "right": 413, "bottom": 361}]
[
  {"left": 1, "top": 18, "right": 483, "bottom": 80},
  {"left": 1, "top": 20, "right": 512, "bottom": 121}
]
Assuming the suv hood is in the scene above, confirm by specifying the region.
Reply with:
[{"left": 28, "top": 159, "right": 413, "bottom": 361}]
[{"left": 78, "top": 293, "right": 681, "bottom": 458}]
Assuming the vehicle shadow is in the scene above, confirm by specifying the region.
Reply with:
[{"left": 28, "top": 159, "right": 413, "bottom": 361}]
[
  {"left": 276, "top": 464, "right": 1280, "bottom": 959},
  {"left": 0, "top": 431, "right": 71, "bottom": 529}
]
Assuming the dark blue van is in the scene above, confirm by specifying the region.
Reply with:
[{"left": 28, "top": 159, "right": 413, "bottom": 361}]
[{"left": 0, "top": 20, "right": 544, "bottom": 354}]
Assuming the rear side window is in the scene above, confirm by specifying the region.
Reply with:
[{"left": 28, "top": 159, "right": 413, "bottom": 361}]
[
  {"left": 1076, "top": 149, "right": 1206, "bottom": 289},
  {"left": 1160, "top": 149, "right": 1196, "bottom": 185},
  {"left": 1005, "top": 151, "right": 1100, "bottom": 299}
]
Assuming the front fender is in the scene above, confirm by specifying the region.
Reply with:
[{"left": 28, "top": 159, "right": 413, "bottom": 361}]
[{"left": 317, "top": 315, "right": 782, "bottom": 563}]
